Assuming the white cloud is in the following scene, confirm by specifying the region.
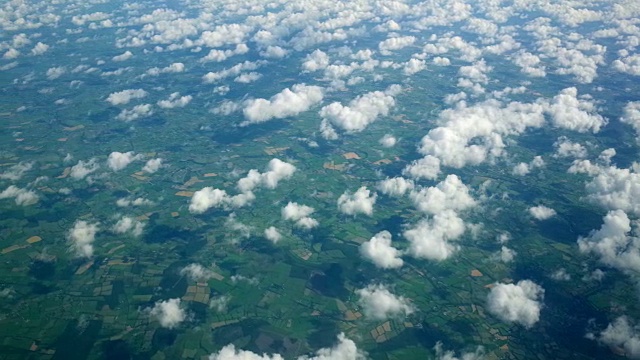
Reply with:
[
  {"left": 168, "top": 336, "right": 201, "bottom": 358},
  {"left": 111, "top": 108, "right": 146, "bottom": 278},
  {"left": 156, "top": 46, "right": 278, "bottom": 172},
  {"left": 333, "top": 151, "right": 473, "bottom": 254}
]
[
  {"left": 622, "top": 102, "right": 640, "bottom": 141},
  {"left": 142, "top": 158, "right": 163, "bottom": 173},
  {"left": 486, "top": 280, "right": 544, "bottom": 328},
  {"left": 146, "top": 62, "right": 185, "bottom": 76},
  {"left": 433, "top": 342, "right": 485, "bottom": 360},
  {"left": 116, "top": 197, "right": 154, "bottom": 207},
  {"left": 241, "top": 85, "right": 324, "bottom": 126},
  {"left": 360, "top": 231, "right": 403, "bottom": 269},
  {"left": 46, "top": 66, "right": 66, "bottom": 80},
  {"left": 189, "top": 187, "right": 255, "bottom": 214},
  {"left": 264, "top": 227, "right": 282, "bottom": 243},
  {"left": 613, "top": 54, "right": 640, "bottom": 76},
  {"left": 379, "top": 134, "right": 397, "bottom": 148},
  {"left": 106, "top": 89, "right": 148, "bottom": 105},
  {"left": 356, "top": 284, "right": 413, "bottom": 320},
  {"left": 112, "top": 216, "right": 145, "bottom": 237},
  {"left": 181, "top": 263, "right": 215, "bottom": 282},
  {"left": 497, "top": 246, "right": 517, "bottom": 263},
  {"left": 149, "top": 298, "right": 186, "bottom": 329},
  {"left": 116, "top": 104, "right": 153, "bottom": 122},
  {"left": 591, "top": 316, "right": 640, "bottom": 359},
  {"left": 112, "top": 50, "right": 133, "bottom": 62},
  {"left": 404, "top": 210, "right": 466, "bottom": 261},
  {"left": 512, "top": 162, "right": 531, "bottom": 176},
  {"left": 260, "top": 46, "right": 288, "bottom": 59},
  {"left": 70, "top": 159, "right": 100, "bottom": 180},
  {"left": 546, "top": 87, "right": 606, "bottom": 133},
  {"left": 529, "top": 205, "right": 556, "bottom": 220},
  {"left": 31, "top": 42, "right": 49, "bottom": 56},
  {"left": 402, "top": 156, "right": 441, "bottom": 181},
  {"left": 319, "top": 85, "right": 401, "bottom": 134},
  {"left": 202, "top": 60, "right": 264, "bottom": 84},
  {"left": 0, "top": 185, "right": 38, "bottom": 206},
  {"left": 67, "top": 220, "right": 99, "bottom": 258},
  {"left": 377, "top": 177, "right": 414, "bottom": 197},
  {"left": 107, "top": 151, "right": 142, "bottom": 171},
  {"left": 550, "top": 268, "right": 571, "bottom": 281},
  {"left": 237, "top": 159, "right": 296, "bottom": 193},
  {"left": 157, "top": 92, "right": 192, "bottom": 109},
  {"left": 409, "top": 175, "right": 475, "bottom": 215},
  {"left": 379, "top": 36, "right": 416, "bottom": 54},
  {"left": 0, "top": 161, "right": 33, "bottom": 181},
  {"left": 201, "top": 44, "right": 249, "bottom": 63},
  {"left": 234, "top": 72, "right": 262, "bottom": 83},
  {"left": 553, "top": 137, "right": 587, "bottom": 158},
  {"left": 3, "top": 48, "right": 19, "bottom": 60},
  {"left": 337, "top": 186, "right": 377, "bottom": 216},
  {"left": 281, "top": 202, "right": 319, "bottom": 229}
]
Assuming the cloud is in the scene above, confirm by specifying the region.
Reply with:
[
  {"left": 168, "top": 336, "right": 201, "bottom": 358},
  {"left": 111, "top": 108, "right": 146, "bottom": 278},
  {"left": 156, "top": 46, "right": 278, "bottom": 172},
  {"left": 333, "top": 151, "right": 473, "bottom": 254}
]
[
  {"left": 434, "top": 342, "right": 485, "bottom": 360},
  {"left": 0, "top": 161, "right": 33, "bottom": 180},
  {"left": 337, "top": 186, "right": 377, "bottom": 216},
  {"left": 189, "top": 188, "right": 255, "bottom": 214},
  {"left": 67, "top": 220, "right": 99, "bottom": 258},
  {"left": 107, "top": 151, "right": 142, "bottom": 171},
  {"left": 553, "top": 137, "right": 587, "bottom": 158},
  {"left": 202, "top": 60, "right": 264, "bottom": 83},
  {"left": 3, "top": 48, "right": 19, "bottom": 59},
  {"left": 181, "top": 263, "right": 215, "bottom": 282},
  {"left": 360, "top": 231, "right": 403, "bottom": 269},
  {"left": 590, "top": 316, "right": 640, "bottom": 359},
  {"left": 356, "top": 284, "right": 413, "bottom": 320},
  {"left": 112, "top": 216, "right": 145, "bottom": 237},
  {"left": 409, "top": 175, "right": 476, "bottom": 214},
  {"left": 31, "top": 42, "right": 49, "bottom": 55},
  {"left": 319, "top": 85, "right": 401, "bottom": 135},
  {"left": 622, "top": 102, "right": 640, "bottom": 141},
  {"left": 142, "top": 158, "right": 163, "bottom": 173},
  {"left": 486, "top": 280, "right": 544, "bottom": 328},
  {"left": 264, "top": 226, "right": 282, "bottom": 243},
  {"left": 116, "top": 197, "right": 154, "bottom": 207},
  {"left": 404, "top": 210, "right": 466, "bottom": 261},
  {"left": 546, "top": 87, "right": 606, "bottom": 133},
  {"left": 613, "top": 54, "right": 640, "bottom": 76},
  {"left": 237, "top": 159, "right": 296, "bottom": 193},
  {"left": 106, "top": 89, "right": 148, "bottom": 105},
  {"left": 157, "top": 93, "right": 192, "bottom": 109},
  {"left": 112, "top": 50, "right": 133, "bottom": 62},
  {"left": 201, "top": 44, "right": 249, "bottom": 63},
  {"left": 116, "top": 104, "right": 153, "bottom": 121},
  {"left": 512, "top": 156, "right": 545, "bottom": 176},
  {"left": 0, "top": 185, "right": 38, "bottom": 206},
  {"left": 241, "top": 84, "right": 324, "bottom": 126},
  {"left": 550, "top": 268, "right": 571, "bottom": 281},
  {"left": 260, "top": 45, "right": 288, "bottom": 59},
  {"left": 377, "top": 177, "right": 414, "bottom": 197},
  {"left": 379, "top": 36, "right": 416, "bottom": 54},
  {"left": 70, "top": 158, "right": 100, "bottom": 180},
  {"left": 379, "top": 134, "right": 397, "bottom": 148},
  {"left": 529, "top": 205, "right": 556, "bottom": 220},
  {"left": 497, "top": 246, "right": 517, "bottom": 263},
  {"left": 146, "top": 62, "right": 185, "bottom": 76},
  {"left": 46, "top": 66, "right": 66, "bottom": 80},
  {"left": 149, "top": 298, "right": 186, "bottom": 329},
  {"left": 402, "top": 156, "right": 441, "bottom": 180},
  {"left": 282, "top": 202, "right": 319, "bottom": 229},
  {"left": 574, "top": 162, "right": 640, "bottom": 216}
]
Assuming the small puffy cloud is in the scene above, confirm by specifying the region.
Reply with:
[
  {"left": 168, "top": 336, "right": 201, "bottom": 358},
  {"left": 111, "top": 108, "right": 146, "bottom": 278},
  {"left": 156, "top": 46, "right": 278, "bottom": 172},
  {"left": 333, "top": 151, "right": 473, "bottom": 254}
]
[
  {"left": 112, "top": 216, "right": 145, "bottom": 237},
  {"left": 403, "top": 58, "right": 426, "bottom": 76},
  {"left": 497, "top": 246, "right": 517, "bottom": 263},
  {"left": 512, "top": 162, "right": 530, "bottom": 176},
  {"left": 3, "top": 48, "right": 19, "bottom": 59},
  {"left": 402, "top": 156, "right": 441, "bottom": 181},
  {"left": 157, "top": 93, "right": 192, "bottom": 109},
  {"left": 550, "top": 268, "right": 571, "bottom": 281},
  {"left": 31, "top": 42, "right": 49, "bottom": 56},
  {"left": 189, "top": 187, "right": 254, "bottom": 214},
  {"left": 282, "top": 202, "right": 319, "bottom": 229},
  {"left": 112, "top": 50, "right": 133, "bottom": 62},
  {"left": 70, "top": 158, "right": 100, "bottom": 180},
  {"left": 613, "top": 54, "right": 640, "bottom": 76},
  {"left": 319, "top": 85, "right": 400, "bottom": 134},
  {"left": 621, "top": 101, "right": 640, "bottom": 141},
  {"left": 241, "top": 85, "right": 324, "bottom": 126},
  {"left": 486, "top": 280, "right": 544, "bottom": 328},
  {"left": 337, "top": 186, "right": 377, "bottom": 216},
  {"left": 546, "top": 87, "right": 606, "bottom": 133},
  {"left": 149, "top": 298, "right": 186, "bottom": 329},
  {"left": 0, "top": 161, "right": 33, "bottom": 181},
  {"left": 201, "top": 44, "right": 249, "bottom": 63},
  {"left": 554, "top": 137, "right": 587, "bottom": 158},
  {"left": 379, "top": 36, "right": 416, "bottom": 54},
  {"left": 107, "top": 151, "right": 142, "bottom": 171},
  {"left": 264, "top": 226, "right": 282, "bottom": 243},
  {"left": 590, "top": 316, "right": 640, "bottom": 359},
  {"left": 409, "top": 175, "right": 475, "bottom": 214},
  {"left": 116, "top": 197, "right": 154, "bottom": 207},
  {"left": 67, "top": 220, "right": 99, "bottom": 258},
  {"left": 404, "top": 210, "right": 466, "bottom": 261},
  {"left": 0, "top": 185, "right": 38, "bottom": 206},
  {"left": 237, "top": 159, "right": 296, "bottom": 193},
  {"left": 46, "top": 66, "right": 66, "bottom": 80},
  {"left": 301, "top": 49, "right": 330, "bottom": 72},
  {"left": 181, "top": 263, "right": 215, "bottom": 282},
  {"left": 356, "top": 284, "right": 413, "bottom": 320},
  {"left": 379, "top": 134, "right": 397, "bottom": 148},
  {"left": 116, "top": 104, "right": 153, "bottom": 121},
  {"left": 377, "top": 177, "right": 414, "bottom": 197},
  {"left": 142, "top": 158, "right": 163, "bottom": 173},
  {"left": 146, "top": 62, "right": 185, "bottom": 76},
  {"left": 106, "top": 89, "right": 148, "bottom": 105},
  {"left": 260, "top": 46, "right": 288, "bottom": 59},
  {"left": 434, "top": 342, "right": 485, "bottom": 360},
  {"left": 360, "top": 231, "right": 403, "bottom": 269},
  {"left": 529, "top": 205, "right": 556, "bottom": 220}
]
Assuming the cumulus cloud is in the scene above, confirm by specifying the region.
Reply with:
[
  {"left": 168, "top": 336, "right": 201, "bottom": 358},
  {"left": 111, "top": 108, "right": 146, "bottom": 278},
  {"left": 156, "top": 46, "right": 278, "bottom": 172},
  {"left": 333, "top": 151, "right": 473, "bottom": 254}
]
[
  {"left": 106, "top": 89, "right": 148, "bottom": 105},
  {"left": 379, "top": 36, "right": 416, "bottom": 55},
  {"left": 112, "top": 50, "right": 133, "bottom": 62},
  {"left": 554, "top": 137, "right": 587, "bottom": 158},
  {"left": 377, "top": 177, "right": 414, "bottom": 197},
  {"left": 301, "top": 49, "right": 330, "bottom": 72},
  {"left": 497, "top": 246, "right": 517, "bottom": 263},
  {"left": 70, "top": 159, "right": 100, "bottom": 180},
  {"left": 282, "top": 202, "right": 319, "bottom": 229},
  {"left": 149, "top": 298, "right": 186, "bottom": 329},
  {"left": 237, "top": 159, "right": 296, "bottom": 193},
  {"left": 0, "top": 161, "right": 33, "bottom": 181},
  {"left": 486, "top": 280, "right": 544, "bottom": 328},
  {"left": 157, "top": 93, "right": 192, "bottom": 109},
  {"left": 0, "top": 185, "right": 38, "bottom": 206},
  {"left": 356, "top": 284, "right": 413, "bottom": 320},
  {"left": 201, "top": 44, "right": 249, "bottom": 63},
  {"left": 379, "top": 134, "right": 397, "bottom": 148},
  {"left": 112, "top": 216, "right": 145, "bottom": 237},
  {"left": 404, "top": 210, "right": 466, "bottom": 261},
  {"left": 360, "top": 231, "right": 403, "bottom": 269},
  {"left": 146, "top": 62, "right": 185, "bottom": 76},
  {"left": 107, "top": 151, "right": 142, "bottom": 171},
  {"left": 337, "top": 186, "right": 377, "bottom": 216},
  {"left": 434, "top": 342, "right": 485, "bottom": 360},
  {"left": 31, "top": 42, "right": 49, "bottom": 56},
  {"left": 622, "top": 102, "right": 640, "bottom": 141},
  {"left": 189, "top": 187, "right": 255, "bottom": 214},
  {"left": 142, "top": 158, "right": 163, "bottom": 173},
  {"left": 264, "top": 226, "right": 282, "bottom": 243},
  {"left": 241, "top": 84, "right": 324, "bottom": 126},
  {"left": 546, "top": 87, "right": 606, "bottom": 133},
  {"left": 409, "top": 175, "right": 475, "bottom": 214},
  {"left": 116, "top": 197, "right": 154, "bottom": 207},
  {"left": 181, "top": 263, "right": 215, "bottom": 282},
  {"left": 402, "top": 156, "right": 442, "bottom": 180},
  {"left": 116, "top": 104, "right": 153, "bottom": 121},
  {"left": 67, "top": 220, "right": 99, "bottom": 258},
  {"left": 319, "top": 85, "right": 401, "bottom": 136},
  {"left": 529, "top": 205, "right": 556, "bottom": 220},
  {"left": 590, "top": 316, "right": 640, "bottom": 359},
  {"left": 46, "top": 66, "right": 66, "bottom": 80}
]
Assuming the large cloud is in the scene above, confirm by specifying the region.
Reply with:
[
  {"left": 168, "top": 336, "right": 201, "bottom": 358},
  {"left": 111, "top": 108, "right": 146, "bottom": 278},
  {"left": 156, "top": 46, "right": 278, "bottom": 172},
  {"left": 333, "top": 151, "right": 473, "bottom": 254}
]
[
  {"left": 590, "top": 316, "right": 640, "bottom": 359},
  {"left": 241, "top": 84, "right": 324, "bottom": 126},
  {"left": 409, "top": 175, "right": 475, "bottom": 214},
  {"left": 149, "top": 298, "right": 186, "bottom": 329},
  {"left": 359, "top": 231, "right": 403, "bottom": 269},
  {"left": 337, "top": 186, "right": 377, "bottom": 216},
  {"left": 486, "top": 280, "right": 544, "bottom": 328},
  {"left": 356, "top": 284, "right": 413, "bottom": 320},
  {"left": 546, "top": 87, "right": 606, "bottom": 133},
  {"left": 67, "top": 220, "right": 99, "bottom": 258}
]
